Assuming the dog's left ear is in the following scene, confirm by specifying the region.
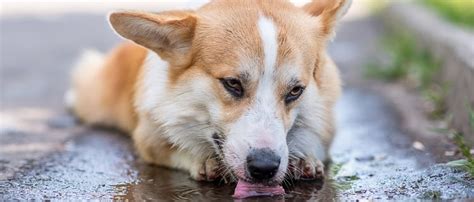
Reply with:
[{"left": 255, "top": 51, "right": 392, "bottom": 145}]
[
  {"left": 109, "top": 10, "right": 197, "bottom": 67},
  {"left": 303, "top": 0, "right": 352, "bottom": 38}
]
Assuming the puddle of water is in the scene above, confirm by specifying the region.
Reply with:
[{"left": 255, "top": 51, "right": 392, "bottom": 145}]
[{"left": 112, "top": 164, "right": 334, "bottom": 201}]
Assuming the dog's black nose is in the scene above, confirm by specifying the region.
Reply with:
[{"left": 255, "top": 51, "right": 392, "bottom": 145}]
[{"left": 246, "top": 148, "right": 280, "bottom": 180}]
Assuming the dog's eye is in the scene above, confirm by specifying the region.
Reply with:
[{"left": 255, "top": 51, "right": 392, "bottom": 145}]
[
  {"left": 285, "top": 86, "right": 305, "bottom": 104},
  {"left": 220, "top": 78, "right": 243, "bottom": 98}
]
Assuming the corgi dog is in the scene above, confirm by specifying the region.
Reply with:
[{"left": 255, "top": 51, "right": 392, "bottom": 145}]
[{"left": 67, "top": 0, "right": 350, "bottom": 186}]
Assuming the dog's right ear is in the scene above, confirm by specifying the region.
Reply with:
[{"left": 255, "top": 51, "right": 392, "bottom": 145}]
[
  {"left": 109, "top": 11, "right": 197, "bottom": 67},
  {"left": 303, "top": 0, "right": 351, "bottom": 39}
]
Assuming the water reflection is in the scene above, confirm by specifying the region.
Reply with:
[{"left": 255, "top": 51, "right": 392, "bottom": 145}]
[{"left": 113, "top": 163, "right": 335, "bottom": 201}]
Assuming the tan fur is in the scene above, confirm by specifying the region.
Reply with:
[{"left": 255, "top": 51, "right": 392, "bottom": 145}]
[
  {"left": 71, "top": 42, "right": 146, "bottom": 132},
  {"left": 69, "top": 0, "right": 349, "bottom": 182},
  {"left": 315, "top": 51, "right": 342, "bottom": 147}
]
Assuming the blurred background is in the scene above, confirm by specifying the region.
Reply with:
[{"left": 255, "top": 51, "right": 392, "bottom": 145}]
[{"left": 1, "top": 0, "right": 473, "bottom": 200}]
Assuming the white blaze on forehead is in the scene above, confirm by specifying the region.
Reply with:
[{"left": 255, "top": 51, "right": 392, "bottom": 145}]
[
  {"left": 226, "top": 15, "right": 285, "bottom": 153},
  {"left": 258, "top": 15, "right": 278, "bottom": 77},
  {"left": 238, "top": 15, "right": 285, "bottom": 149},
  {"left": 254, "top": 15, "right": 279, "bottom": 122}
]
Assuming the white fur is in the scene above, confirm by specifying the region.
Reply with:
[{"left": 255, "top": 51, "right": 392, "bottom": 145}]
[
  {"left": 66, "top": 49, "right": 104, "bottom": 109},
  {"left": 287, "top": 127, "right": 327, "bottom": 161},
  {"left": 258, "top": 16, "right": 278, "bottom": 78},
  {"left": 136, "top": 51, "right": 169, "bottom": 113},
  {"left": 137, "top": 51, "right": 217, "bottom": 159},
  {"left": 288, "top": 80, "right": 328, "bottom": 161},
  {"left": 64, "top": 90, "right": 76, "bottom": 109},
  {"left": 251, "top": 15, "right": 287, "bottom": 152}
]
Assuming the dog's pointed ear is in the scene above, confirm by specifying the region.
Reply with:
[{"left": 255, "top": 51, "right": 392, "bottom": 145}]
[
  {"left": 303, "top": 0, "right": 352, "bottom": 38},
  {"left": 109, "top": 11, "right": 197, "bottom": 66}
]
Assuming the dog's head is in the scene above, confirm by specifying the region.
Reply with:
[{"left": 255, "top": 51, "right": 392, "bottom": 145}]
[{"left": 109, "top": 0, "right": 350, "bottom": 184}]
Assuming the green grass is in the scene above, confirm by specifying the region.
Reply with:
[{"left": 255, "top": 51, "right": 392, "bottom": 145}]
[
  {"left": 329, "top": 163, "right": 343, "bottom": 178},
  {"left": 365, "top": 31, "right": 447, "bottom": 118},
  {"left": 421, "top": 190, "right": 442, "bottom": 199},
  {"left": 365, "top": 0, "right": 389, "bottom": 13},
  {"left": 422, "top": 85, "right": 448, "bottom": 119},
  {"left": 446, "top": 106, "right": 474, "bottom": 177},
  {"left": 365, "top": 32, "right": 440, "bottom": 89},
  {"left": 328, "top": 163, "right": 357, "bottom": 191},
  {"left": 448, "top": 135, "right": 474, "bottom": 177},
  {"left": 469, "top": 106, "right": 474, "bottom": 130},
  {"left": 423, "top": 0, "right": 474, "bottom": 28}
]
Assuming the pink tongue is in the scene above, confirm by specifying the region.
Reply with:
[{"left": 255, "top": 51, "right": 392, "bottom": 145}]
[{"left": 232, "top": 180, "right": 285, "bottom": 198}]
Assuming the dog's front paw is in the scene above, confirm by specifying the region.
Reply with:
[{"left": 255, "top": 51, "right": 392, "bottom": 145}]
[
  {"left": 191, "top": 158, "right": 220, "bottom": 181},
  {"left": 288, "top": 156, "right": 324, "bottom": 180}
]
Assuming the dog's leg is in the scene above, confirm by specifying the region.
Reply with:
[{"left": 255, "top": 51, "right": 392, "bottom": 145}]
[
  {"left": 286, "top": 126, "right": 330, "bottom": 180},
  {"left": 133, "top": 118, "right": 220, "bottom": 181}
]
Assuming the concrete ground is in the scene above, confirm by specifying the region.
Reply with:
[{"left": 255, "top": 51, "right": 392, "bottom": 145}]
[{"left": 1, "top": 5, "right": 473, "bottom": 200}]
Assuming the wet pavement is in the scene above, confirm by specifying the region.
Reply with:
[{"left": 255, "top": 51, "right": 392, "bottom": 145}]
[{"left": 1, "top": 12, "right": 473, "bottom": 200}]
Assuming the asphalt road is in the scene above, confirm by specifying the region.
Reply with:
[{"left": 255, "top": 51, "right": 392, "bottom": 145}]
[{"left": 1, "top": 13, "right": 473, "bottom": 200}]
